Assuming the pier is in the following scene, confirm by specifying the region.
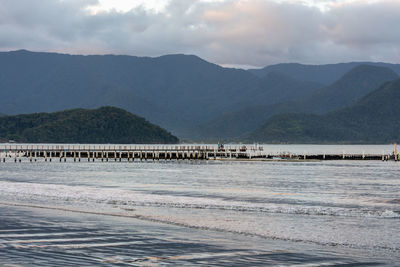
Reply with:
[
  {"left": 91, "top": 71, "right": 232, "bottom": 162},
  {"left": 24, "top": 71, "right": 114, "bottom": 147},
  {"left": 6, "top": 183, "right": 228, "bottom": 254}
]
[{"left": 0, "top": 144, "right": 398, "bottom": 162}]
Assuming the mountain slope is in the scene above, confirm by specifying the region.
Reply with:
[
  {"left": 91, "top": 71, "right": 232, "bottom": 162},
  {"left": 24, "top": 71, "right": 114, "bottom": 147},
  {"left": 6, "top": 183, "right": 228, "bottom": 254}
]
[
  {"left": 245, "top": 71, "right": 323, "bottom": 106},
  {"left": 194, "top": 65, "right": 398, "bottom": 140},
  {"left": 0, "top": 107, "right": 178, "bottom": 144},
  {"left": 246, "top": 79, "right": 400, "bottom": 143}
]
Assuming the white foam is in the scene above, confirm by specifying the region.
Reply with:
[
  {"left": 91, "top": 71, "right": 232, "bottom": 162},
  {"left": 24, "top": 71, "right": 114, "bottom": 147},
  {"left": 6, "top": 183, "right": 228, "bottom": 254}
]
[{"left": 0, "top": 181, "right": 398, "bottom": 219}]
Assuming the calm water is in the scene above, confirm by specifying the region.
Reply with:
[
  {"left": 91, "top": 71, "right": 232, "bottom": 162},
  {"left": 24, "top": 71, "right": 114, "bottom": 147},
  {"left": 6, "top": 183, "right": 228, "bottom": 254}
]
[{"left": 0, "top": 145, "right": 399, "bottom": 266}]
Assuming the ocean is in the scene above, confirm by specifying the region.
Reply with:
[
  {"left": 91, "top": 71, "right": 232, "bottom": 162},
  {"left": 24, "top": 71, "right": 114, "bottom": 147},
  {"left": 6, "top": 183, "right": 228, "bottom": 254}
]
[{"left": 0, "top": 144, "right": 399, "bottom": 266}]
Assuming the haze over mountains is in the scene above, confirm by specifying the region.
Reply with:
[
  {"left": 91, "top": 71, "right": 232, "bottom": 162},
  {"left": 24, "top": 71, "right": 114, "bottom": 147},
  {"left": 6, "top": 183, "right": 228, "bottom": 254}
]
[
  {"left": 1, "top": 50, "right": 400, "bottom": 143},
  {"left": 190, "top": 65, "right": 399, "bottom": 140},
  {"left": 247, "top": 79, "right": 400, "bottom": 143},
  {"left": 249, "top": 62, "right": 400, "bottom": 85}
]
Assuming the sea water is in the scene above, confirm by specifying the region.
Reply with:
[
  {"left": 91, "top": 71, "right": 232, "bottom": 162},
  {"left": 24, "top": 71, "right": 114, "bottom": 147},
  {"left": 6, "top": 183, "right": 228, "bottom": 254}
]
[{"left": 0, "top": 145, "right": 399, "bottom": 266}]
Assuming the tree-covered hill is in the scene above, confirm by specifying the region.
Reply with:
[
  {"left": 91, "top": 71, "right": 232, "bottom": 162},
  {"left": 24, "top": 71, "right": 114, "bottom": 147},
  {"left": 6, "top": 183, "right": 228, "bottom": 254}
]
[
  {"left": 0, "top": 107, "right": 178, "bottom": 144},
  {"left": 246, "top": 79, "right": 400, "bottom": 143}
]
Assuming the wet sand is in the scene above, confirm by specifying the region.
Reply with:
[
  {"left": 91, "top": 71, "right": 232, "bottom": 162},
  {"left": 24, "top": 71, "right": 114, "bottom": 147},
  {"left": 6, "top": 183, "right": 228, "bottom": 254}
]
[{"left": 0, "top": 204, "right": 384, "bottom": 266}]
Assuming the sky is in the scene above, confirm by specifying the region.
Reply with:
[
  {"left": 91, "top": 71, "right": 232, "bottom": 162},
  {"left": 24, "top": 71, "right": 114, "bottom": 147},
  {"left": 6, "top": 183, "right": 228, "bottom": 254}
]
[{"left": 0, "top": 0, "right": 399, "bottom": 68}]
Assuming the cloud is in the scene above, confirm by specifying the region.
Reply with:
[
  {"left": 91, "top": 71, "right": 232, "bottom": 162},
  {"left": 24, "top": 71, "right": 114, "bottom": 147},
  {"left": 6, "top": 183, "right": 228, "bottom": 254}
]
[{"left": 0, "top": 0, "right": 399, "bottom": 67}]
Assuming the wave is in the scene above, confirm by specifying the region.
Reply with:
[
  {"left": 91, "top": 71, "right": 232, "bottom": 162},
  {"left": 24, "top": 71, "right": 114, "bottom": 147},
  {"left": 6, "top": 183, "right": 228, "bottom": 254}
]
[
  {"left": 1, "top": 201, "right": 399, "bottom": 253},
  {"left": 0, "top": 181, "right": 398, "bottom": 219}
]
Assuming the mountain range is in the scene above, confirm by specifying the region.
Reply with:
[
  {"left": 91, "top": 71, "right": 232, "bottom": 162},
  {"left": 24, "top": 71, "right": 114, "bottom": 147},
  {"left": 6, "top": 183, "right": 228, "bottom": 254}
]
[{"left": 1, "top": 50, "right": 400, "bottom": 143}]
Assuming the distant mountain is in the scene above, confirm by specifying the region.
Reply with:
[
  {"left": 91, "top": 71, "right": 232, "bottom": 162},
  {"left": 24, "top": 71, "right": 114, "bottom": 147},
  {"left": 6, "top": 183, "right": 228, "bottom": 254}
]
[
  {"left": 194, "top": 65, "right": 398, "bottom": 140},
  {"left": 249, "top": 62, "right": 400, "bottom": 85},
  {"left": 0, "top": 50, "right": 261, "bottom": 135},
  {"left": 0, "top": 106, "right": 178, "bottom": 144},
  {"left": 0, "top": 113, "right": 5, "bottom": 117},
  {"left": 246, "top": 79, "right": 400, "bottom": 143},
  {"left": 293, "top": 65, "right": 399, "bottom": 114}
]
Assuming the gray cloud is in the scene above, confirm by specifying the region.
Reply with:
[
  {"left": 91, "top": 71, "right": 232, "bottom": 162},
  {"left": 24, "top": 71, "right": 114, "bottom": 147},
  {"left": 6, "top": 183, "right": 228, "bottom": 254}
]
[{"left": 0, "top": 0, "right": 399, "bottom": 67}]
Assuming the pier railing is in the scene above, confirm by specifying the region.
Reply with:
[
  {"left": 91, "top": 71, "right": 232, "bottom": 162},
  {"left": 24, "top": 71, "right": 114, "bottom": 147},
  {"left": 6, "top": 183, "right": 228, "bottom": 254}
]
[{"left": 0, "top": 144, "right": 398, "bottom": 162}]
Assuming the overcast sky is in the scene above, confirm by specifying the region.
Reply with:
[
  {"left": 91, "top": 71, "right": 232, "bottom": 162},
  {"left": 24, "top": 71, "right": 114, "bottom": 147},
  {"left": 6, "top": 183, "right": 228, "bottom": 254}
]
[{"left": 0, "top": 0, "right": 399, "bottom": 68}]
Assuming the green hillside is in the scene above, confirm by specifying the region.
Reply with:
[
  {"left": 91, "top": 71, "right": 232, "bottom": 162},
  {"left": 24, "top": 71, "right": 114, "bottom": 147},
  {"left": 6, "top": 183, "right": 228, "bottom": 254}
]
[
  {"left": 246, "top": 79, "right": 400, "bottom": 144},
  {"left": 0, "top": 107, "right": 178, "bottom": 144}
]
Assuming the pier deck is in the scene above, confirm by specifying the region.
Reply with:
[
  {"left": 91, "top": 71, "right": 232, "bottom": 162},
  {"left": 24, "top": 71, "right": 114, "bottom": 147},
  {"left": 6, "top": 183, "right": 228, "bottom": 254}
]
[{"left": 0, "top": 144, "right": 398, "bottom": 162}]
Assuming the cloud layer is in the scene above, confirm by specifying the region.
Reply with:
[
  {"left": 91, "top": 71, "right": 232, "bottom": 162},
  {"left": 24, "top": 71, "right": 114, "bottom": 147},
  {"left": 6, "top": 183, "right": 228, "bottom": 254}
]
[{"left": 0, "top": 0, "right": 399, "bottom": 67}]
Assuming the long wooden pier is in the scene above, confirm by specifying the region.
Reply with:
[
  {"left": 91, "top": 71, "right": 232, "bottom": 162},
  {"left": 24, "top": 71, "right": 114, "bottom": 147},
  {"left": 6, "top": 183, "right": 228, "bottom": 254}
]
[{"left": 0, "top": 144, "right": 398, "bottom": 162}]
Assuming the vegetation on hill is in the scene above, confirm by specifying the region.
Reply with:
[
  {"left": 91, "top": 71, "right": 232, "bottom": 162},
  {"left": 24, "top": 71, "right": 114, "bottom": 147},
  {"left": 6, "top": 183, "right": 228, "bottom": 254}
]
[
  {"left": 0, "top": 107, "right": 179, "bottom": 144},
  {"left": 246, "top": 79, "right": 400, "bottom": 143},
  {"left": 193, "top": 65, "right": 398, "bottom": 141}
]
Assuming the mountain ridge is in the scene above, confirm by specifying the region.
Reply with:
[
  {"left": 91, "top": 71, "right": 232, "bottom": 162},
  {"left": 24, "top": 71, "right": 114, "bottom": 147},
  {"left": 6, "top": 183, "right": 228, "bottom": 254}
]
[{"left": 249, "top": 62, "right": 400, "bottom": 85}]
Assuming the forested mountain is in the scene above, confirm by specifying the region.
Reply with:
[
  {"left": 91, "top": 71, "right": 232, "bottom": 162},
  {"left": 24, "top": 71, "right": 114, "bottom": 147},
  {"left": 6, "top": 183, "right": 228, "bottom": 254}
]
[
  {"left": 193, "top": 65, "right": 398, "bottom": 140},
  {"left": 246, "top": 79, "right": 400, "bottom": 143},
  {"left": 0, "top": 50, "right": 260, "bottom": 132},
  {"left": 0, "top": 107, "right": 178, "bottom": 144},
  {"left": 1, "top": 50, "right": 400, "bottom": 141}
]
